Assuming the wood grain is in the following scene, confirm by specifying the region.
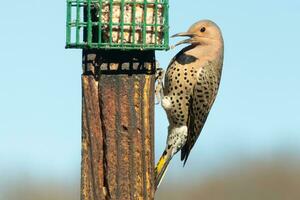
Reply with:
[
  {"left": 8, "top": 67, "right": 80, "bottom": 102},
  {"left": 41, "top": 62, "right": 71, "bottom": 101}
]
[{"left": 81, "top": 50, "right": 155, "bottom": 200}]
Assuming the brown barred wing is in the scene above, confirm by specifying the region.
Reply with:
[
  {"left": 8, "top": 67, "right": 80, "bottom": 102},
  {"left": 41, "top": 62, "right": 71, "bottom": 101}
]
[{"left": 181, "top": 65, "right": 220, "bottom": 165}]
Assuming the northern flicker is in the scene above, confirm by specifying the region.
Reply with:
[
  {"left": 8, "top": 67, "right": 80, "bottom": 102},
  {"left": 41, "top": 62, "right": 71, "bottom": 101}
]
[{"left": 155, "top": 19, "right": 224, "bottom": 189}]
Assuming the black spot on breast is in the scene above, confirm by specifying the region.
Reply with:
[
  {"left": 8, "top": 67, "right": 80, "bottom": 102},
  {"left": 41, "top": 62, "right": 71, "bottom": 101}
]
[{"left": 176, "top": 54, "right": 197, "bottom": 65}]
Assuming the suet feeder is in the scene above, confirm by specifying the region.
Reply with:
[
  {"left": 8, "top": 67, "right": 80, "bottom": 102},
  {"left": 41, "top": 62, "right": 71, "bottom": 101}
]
[{"left": 66, "top": 0, "right": 169, "bottom": 50}]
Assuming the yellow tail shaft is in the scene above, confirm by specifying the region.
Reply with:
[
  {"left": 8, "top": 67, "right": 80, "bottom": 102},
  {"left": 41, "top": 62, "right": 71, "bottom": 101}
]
[{"left": 155, "top": 150, "right": 172, "bottom": 190}]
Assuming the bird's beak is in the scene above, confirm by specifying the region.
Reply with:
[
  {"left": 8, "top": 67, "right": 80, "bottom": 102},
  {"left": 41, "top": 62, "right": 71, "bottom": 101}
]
[{"left": 171, "top": 32, "right": 195, "bottom": 47}]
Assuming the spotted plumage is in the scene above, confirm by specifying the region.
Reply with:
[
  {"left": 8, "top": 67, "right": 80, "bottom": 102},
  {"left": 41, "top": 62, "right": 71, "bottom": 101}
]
[{"left": 155, "top": 20, "right": 224, "bottom": 189}]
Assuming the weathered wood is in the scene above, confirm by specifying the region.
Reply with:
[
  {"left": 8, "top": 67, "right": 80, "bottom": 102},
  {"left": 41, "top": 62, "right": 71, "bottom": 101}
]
[
  {"left": 81, "top": 50, "right": 155, "bottom": 200},
  {"left": 82, "top": 73, "right": 105, "bottom": 200}
]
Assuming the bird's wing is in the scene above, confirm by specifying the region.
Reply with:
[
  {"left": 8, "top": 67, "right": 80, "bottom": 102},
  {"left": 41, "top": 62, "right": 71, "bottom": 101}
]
[{"left": 181, "top": 64, "right": 220, "bottom": 165}]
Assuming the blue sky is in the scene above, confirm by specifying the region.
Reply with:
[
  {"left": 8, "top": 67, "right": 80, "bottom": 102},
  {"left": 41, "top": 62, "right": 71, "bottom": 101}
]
[{"left": 1, "top": 0, "right": 300, "bottom": 183}]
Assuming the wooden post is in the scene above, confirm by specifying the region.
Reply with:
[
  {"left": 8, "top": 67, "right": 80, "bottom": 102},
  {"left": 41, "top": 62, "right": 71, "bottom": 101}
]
[{"left": 81, "top": 49, "right": 156, "bottom": 200}]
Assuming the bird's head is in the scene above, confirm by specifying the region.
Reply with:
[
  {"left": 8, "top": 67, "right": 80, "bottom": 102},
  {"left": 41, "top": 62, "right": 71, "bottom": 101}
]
[{"left": 172, "top": 20, "right": 223, "bottom": 47}]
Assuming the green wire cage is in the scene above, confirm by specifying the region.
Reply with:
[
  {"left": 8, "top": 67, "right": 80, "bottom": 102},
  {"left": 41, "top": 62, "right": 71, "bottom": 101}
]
[{"left": 66, "top": 0, "right": 169, "bottom": 50}]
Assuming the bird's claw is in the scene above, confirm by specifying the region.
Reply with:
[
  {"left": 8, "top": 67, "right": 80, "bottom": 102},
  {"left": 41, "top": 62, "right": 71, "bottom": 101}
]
[{"left": 155, "top": 63, "right": 165, "bottom": 105}]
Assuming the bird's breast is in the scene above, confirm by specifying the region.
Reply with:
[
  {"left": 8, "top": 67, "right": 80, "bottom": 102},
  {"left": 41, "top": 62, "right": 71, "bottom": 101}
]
[{"left": 164, "top": 61, "right": 198, "bottom": 126}]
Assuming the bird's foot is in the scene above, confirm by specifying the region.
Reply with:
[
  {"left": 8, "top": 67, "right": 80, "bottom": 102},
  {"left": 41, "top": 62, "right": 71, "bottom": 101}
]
[{"left": 155, "top": 62, "right": 165, "bottom": 105}]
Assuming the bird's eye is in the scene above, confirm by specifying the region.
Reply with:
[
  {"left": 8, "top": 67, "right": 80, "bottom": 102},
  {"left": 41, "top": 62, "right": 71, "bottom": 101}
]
[{"left": 200, "top": 27, "right": 206, "bottom": 32}]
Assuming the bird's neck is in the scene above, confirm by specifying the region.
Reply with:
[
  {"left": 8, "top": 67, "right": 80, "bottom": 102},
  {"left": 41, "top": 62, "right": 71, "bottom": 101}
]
[{"left": 186, "top": 40, "right": 223, "bottom": 62}]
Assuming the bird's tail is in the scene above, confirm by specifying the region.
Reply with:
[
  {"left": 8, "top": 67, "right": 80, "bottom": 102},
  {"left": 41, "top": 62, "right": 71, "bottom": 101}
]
[{"left": 155, "top": 149, "right": 172, "bottom": 190}]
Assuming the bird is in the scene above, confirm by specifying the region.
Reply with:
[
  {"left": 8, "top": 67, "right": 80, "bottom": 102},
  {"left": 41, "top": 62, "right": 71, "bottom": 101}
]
[{"left": 155, "top": 19, "right": 224, "bottom": 189}]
